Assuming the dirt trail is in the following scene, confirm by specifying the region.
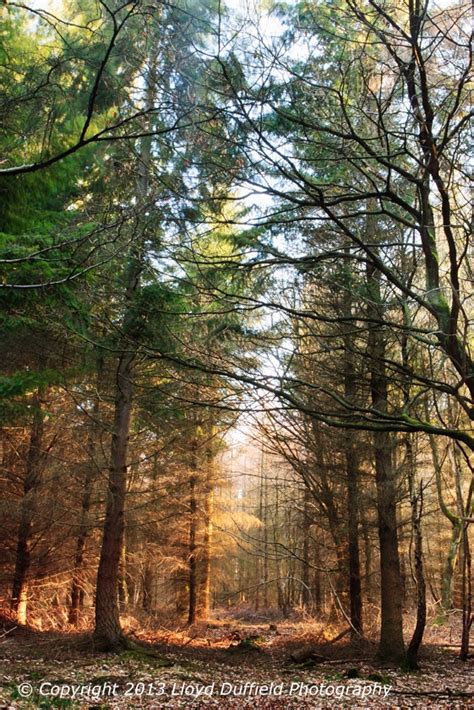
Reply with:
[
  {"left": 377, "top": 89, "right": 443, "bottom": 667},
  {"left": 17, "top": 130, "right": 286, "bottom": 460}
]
[{"left": 0, "top": 614, "right": 472, "bottom": 708}]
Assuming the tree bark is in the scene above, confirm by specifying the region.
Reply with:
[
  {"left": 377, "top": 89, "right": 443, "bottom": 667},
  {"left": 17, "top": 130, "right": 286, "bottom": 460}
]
[
  {"left": 372, "top": 430, "right": 405, "bottom": 662},
  {"left": 341, "top": 247, "right": 363, "bottom": 637},
  {"left": 406, "top": 470, "right": 426, "bottom": 669},
  {"left": 367, "top": 256, "right": 405, "bottom": 663},
  {"left": 93, "top": 346, "right": 135, "bottom": 650}
]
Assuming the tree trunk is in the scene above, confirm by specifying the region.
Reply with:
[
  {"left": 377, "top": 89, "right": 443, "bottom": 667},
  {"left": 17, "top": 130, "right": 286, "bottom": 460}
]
[
  {"left": 93, "top": 347, "right": 135, "bottom": 650},
  {"left": 10, "top": 389, "right": 45, "bottom": 625},
  {"left": 372, "top": 429, "right": 405, "bottom": 662},
  {"left": 367, "top": 256, "right": 405, "bottom": 663},
  {"left": 406, "top": 472, "right": 426, "bottom": 669},
  {"left": 341, "top": 247, "right": 363, "bottom": 637},
  {"left": 92, "top": 55, "right": 155, "bottom": 650}
]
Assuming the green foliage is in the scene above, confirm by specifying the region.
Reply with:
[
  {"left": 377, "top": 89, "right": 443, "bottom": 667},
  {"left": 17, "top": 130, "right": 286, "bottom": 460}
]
[{"left": 0, "top": 370, "right": 62, "bottom": 399}]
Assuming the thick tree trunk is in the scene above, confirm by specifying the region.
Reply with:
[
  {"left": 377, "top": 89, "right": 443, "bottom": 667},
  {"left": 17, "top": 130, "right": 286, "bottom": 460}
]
[
  {"left": 10, "top": 389, "right": 44, "bottom": 625},
  {"left": 367, "top": 256, "right": 405, "bottom": 663},
  {"left": 372, "top": 430, "right": 405, "bottom": 662},
  {"left": 93, "top": 348, "right": 134, "bottom": 650}
]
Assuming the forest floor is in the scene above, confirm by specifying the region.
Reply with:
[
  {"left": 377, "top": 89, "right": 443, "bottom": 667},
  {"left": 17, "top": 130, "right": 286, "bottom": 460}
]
[{"left": 0, "top": 610, "right": 472, "bottom": 709}]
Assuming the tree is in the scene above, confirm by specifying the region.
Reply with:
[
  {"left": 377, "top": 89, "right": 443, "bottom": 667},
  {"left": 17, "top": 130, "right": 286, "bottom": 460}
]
[{"left": 92, "top": 0, "right": 240, "bottom": 648}]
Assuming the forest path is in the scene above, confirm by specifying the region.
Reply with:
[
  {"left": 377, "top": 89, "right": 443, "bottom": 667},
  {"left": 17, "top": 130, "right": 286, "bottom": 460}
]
[{"left": 0, "top": 615, "right": 472, "bottom": 708}]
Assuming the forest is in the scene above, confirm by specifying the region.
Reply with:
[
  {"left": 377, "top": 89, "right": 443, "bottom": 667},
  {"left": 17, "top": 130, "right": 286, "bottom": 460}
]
[{"left": 0, "top": 0, "right": 472, "bottom": 707}]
